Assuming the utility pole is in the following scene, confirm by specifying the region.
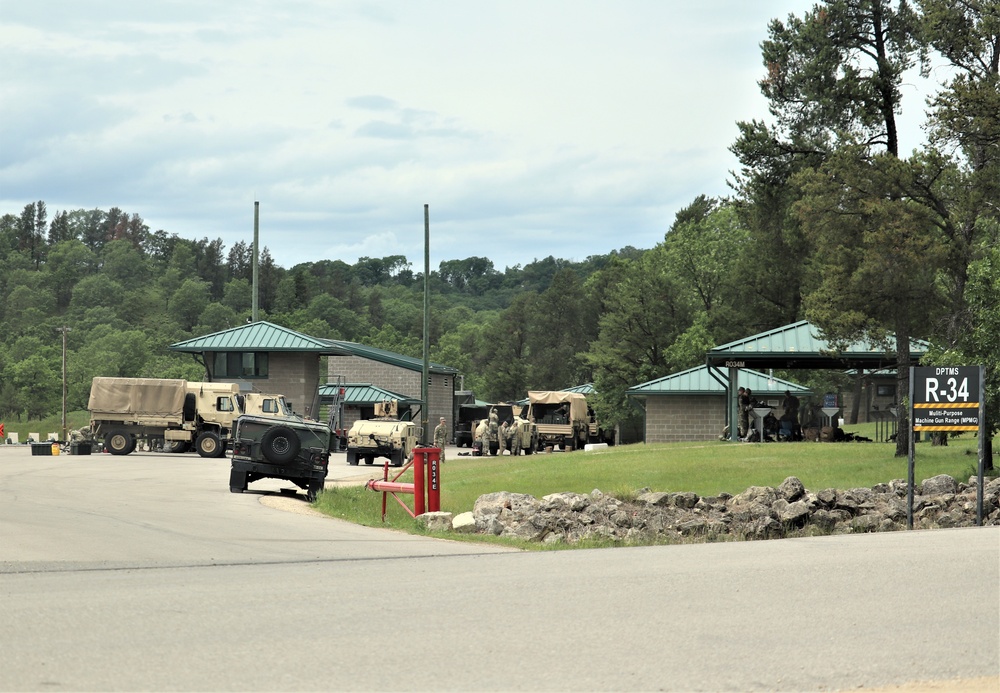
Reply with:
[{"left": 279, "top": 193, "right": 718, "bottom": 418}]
[
  {"left": 422, "top": 204, "right": 430, "bottom": 444},
  {"left": 56, "top": 326, "right": 71, "bottom": 441}
]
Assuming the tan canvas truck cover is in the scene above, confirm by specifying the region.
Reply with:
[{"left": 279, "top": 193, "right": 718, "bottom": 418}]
[
  {"left": 88, "top": 377, "right": 187, "bottom": 418},
  {"left": 526, "top": 391, "right": 588, "bottom": 421}
]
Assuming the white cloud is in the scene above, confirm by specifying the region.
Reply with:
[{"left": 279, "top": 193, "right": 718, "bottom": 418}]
[{"left": 2, "top": 0, "right": 866, "bottom": 271}]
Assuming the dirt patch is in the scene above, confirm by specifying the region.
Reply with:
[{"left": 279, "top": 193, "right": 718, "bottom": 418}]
[{"left": 258, "top": 493, "right": 328, "bottom": 517}]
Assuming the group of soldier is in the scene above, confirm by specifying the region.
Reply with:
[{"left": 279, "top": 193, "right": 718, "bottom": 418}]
[{"left": 737, "top": 388, "right": 801, "bottom": 442}]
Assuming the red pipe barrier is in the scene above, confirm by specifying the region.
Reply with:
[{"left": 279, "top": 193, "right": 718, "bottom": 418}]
[{"left": 365, "top": 446, "right": 443, "bottom": 521}]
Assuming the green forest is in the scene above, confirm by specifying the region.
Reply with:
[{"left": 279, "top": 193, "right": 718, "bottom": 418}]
[{"left": 2, "top": 1, "right": 998, "bottom": 454}]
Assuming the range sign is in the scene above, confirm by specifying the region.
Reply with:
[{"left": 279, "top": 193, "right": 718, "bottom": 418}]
[{"left": 911, "top": 366, "right": 981, "bottom": 431}]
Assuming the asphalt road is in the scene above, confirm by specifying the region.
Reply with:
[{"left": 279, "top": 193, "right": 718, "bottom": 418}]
[{"left": 1, "top": 445, "right": 997, "bottom": 692}]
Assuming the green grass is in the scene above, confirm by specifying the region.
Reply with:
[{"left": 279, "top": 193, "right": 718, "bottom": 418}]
[
  {"left": 2, "top": 410, "right": 92, "bottom": 441},
  {"left": 314, "top": 423, "right": 996, "bottom": 547}
]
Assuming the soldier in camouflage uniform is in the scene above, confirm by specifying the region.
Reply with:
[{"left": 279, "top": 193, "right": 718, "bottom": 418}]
[
  {"left": 474, "top": 419, "right": 490, "bottom": 456},
  {"left": 433, "top": 416, "right": 448, "bottom": 463}
]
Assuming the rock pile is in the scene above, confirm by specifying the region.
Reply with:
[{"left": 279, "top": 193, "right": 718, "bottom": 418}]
[{"left": 439, "top": 475, "right": 1000, "bottom": 544}]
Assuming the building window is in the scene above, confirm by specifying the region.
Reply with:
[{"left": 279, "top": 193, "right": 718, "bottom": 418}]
[
  {"left": 876, "top": 385, "right": 894, "bottom": 397},
  {"left": 213, "top": 351, "right": 268, "bottom": 378}
]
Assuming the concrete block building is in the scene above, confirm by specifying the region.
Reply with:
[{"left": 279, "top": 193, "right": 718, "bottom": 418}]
[
  {"left": 325, "top": 343, "right": 458, "bottom": 441},
  {"left": 170, "top": 322, "right": 459, "bottom": 441},
  {"left": 627, "top": 366, "right": 811, "bottom": 443}
]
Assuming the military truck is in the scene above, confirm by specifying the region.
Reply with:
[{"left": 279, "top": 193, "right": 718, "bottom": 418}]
[
  {"left": 239, "top": 391, "right": 294, "bottom": 418},
  {"left": 229, "top": 415, "right": 331, "bottom": 502},
  {"left": 526, "top": 391, "right": 590, "bottom": 451},
  {"left": 346, "top": 399, "right": 420, "bottom": 467},
  {"left": 89, "top": 377, "right": 242, "bottom": 458},
  {"left": 455, "top": 403, "right": 490, "bottom": 448}
]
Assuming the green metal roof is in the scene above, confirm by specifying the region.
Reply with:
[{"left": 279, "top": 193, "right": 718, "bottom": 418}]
[
  {"left": 706, "top": 320, "right": 929, "bottom": 370},
  {"left": 317, "top": 382, "right": 421, "bottom": 407},
  {"left": 627, "top": 365, "right": 812, "bottom": 397},
  {"left": 169, "top": 323, "right": 460, "bottom": 377},
  {"left": 561, "top": 383, "right": 595, "bottom": 394},
  {"left": 322, "top": 339, "right": 458, "bottom": 375},
  {"left": 169, "top": 321, "right": 337, "bottom": 353}
]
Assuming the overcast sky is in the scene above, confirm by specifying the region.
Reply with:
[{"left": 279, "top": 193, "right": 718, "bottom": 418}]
[{"left": 0, "top": 1, "right": 932, "bottom": 272}]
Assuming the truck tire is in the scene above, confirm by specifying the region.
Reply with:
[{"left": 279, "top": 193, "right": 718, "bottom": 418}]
[
  {"left": 260, "top": 425, "right": 301, "bottom": 464},
  {"left": 365, "top": 455, "right": 375, "bottom": 465},
  {"left": 196, "top": 431, "right": 224, "bottom": 458},
  {"left": 346, "top": 451, "right": 358, "bottom": 466},
  {"left": 105, "top": 430, "right": 135, "bottom": 455},
  {"left": 489, "top": 441, "right": 499, "bottom": 456},
  {"left": 229, "top": 468, "right": 247, "bottom": 493},
  {"left": 306, "top": 478, "right": 324, "bottom": 503},
  {"left": 164, "top": 440, "right": 190, "bottom": 454}
]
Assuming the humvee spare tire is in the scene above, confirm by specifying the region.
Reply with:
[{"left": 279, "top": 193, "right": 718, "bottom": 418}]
[{"left": 260, "top": 425, "right": 301, "bottom": 464}]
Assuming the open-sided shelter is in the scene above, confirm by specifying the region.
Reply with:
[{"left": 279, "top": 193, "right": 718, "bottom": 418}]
[
  {"left": 705, "top": 321, "right": 928, "bottom": 441},
  {"left": 627, "top": 366, "right": 811, "bottom": 442}
]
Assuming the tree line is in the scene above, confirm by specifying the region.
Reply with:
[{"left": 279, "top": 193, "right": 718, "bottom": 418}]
[{"left": 2, "top": 0, "right": 997, "bottom": 458}]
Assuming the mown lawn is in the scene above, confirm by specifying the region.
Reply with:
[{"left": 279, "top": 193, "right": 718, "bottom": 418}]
[{"left": 314, "top": 424, "right": 995, "bottom": 540}]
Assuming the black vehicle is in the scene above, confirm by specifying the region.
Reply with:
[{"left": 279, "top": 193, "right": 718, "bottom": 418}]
[
  {"left": 455, "top": 404, "right": 490, "bottom": 448},
  {"left": 228, "top": 415, "right": 332, "bottom": 502}
]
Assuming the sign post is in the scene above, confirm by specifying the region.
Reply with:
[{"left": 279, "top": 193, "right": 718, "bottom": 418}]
[{"left": 909, "top": 366, "right": 985, "bottom": 528}]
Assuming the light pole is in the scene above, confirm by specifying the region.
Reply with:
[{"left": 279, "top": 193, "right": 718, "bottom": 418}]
[{"left": 56, "top": 326, "right": 71, "bottom": 441}]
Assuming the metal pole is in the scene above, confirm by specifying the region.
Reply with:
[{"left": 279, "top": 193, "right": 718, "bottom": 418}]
[
  {"left": 252, "top": 201, "right": 259, "bottom": 322},
  {"left": 422, "top": 204, "right": 430, "bottom": 444},
  {"left": 907, "top": 367, "right": 915, "bottom": 530},
  {"left": 977, "top": 365, "right": 985, "bottom": 526},
  {"left": 60, "top": 327, "right": 69, "bottom": 440}
]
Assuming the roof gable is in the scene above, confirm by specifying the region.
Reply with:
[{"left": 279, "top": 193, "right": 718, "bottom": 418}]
[
  {"left": 170, "top": 321, "right": 334, "bottom": 353},
  {"left": 318, "top": 382, "right": 421, "bottom": 406},
  {"left": 706, "top": 321, "right": 929, "bottom": 370},
  {"left": 627, "top": 365, "right": 811, "bottom": 396}
]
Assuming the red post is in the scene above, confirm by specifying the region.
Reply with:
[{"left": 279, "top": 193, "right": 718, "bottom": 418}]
[
  {"left": 425, "top": 447, "right": 441, "bottom": 512},
  {"left": 413, "top": 448, "right": 425, "bottom": 517}
]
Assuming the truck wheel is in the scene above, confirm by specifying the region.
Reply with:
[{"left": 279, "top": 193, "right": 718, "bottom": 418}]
[
  {"left": 306, "top": 479, "right": 323, "bottom": 503},
  {"left": 346, "top": 451, "right": 358, "bottom": 466},
  {"left": 489, "top": 441, "right": 499, "bottom": 456},
  {"left": 164, "top": 441, "right": 190, "bottom": 454},
  {"left": 196, "top": 432, "right": 224, "bottom": 458},
  {"left": 260, "top": 425, "right": 300, "bottom": 464},
  {"left": 229, "top": 468, "right": 247, "bottom": 493},
  {"left": 365, "top": 455, "right": 375, "bottom": 465},
  {"left": 105, "top": 430, "right": 134, "bottom": 455}
]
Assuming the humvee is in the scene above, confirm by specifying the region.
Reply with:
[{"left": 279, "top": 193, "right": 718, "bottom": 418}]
[
  {"left": 229, "top": 415, "right": 332, "bottom": 502},
  {"left": 346, "top": 399, "right": 419, "bottom": 467}
]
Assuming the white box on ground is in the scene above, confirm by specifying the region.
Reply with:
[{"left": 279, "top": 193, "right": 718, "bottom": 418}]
[{"left": 584, "top": 443, "right": 609, "bottom": 452}]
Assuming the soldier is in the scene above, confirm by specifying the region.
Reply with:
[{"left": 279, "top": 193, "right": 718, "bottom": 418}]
[
  {"left": 498, "top": 420, "right": 509, "bottom": 454},
  {"left": 433, "top": 416, "right": 448, "bottom": 463},
  {"left": 782, "top": 390, "right": 800, "bottom": 424},
  {"left": 737, "top": 387, "right": 750, "bottom": 439},
  {"left": 474, "top": 419, "right": 490, "bottom": 456},
  {"left": 488, "top": 407, "right": 499, "bottom": 455}
]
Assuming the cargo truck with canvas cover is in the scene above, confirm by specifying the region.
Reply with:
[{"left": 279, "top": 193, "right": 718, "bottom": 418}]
[
  {"left": 88, "top": 377, "right": 242, "bottom": 458},
  {"left": 526, "top": 391, "right": 589, "bottom": 451}
]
